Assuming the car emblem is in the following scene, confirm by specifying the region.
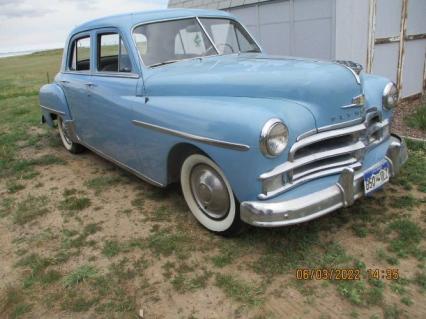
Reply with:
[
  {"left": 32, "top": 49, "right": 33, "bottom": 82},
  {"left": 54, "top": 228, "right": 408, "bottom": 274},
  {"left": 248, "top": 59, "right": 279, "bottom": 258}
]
[{"left": 341, "top": 94, "right": 365, "bottom": 109}]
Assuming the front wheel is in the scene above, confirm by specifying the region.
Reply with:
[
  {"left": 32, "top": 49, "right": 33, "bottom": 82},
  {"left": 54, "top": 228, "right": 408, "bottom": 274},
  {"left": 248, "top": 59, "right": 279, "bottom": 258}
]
[
  {"left": 58, "top": 117, "right": 84, "bottom": 154},
  {"left": 180, "top": 154, "right": 242, "bottom": 236}
]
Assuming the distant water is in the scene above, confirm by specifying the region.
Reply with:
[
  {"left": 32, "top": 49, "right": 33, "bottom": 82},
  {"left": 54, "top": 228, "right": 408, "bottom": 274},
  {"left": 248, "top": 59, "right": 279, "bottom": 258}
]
[{"left": 0, "top": 50, "right": 36, "bottom": 58}]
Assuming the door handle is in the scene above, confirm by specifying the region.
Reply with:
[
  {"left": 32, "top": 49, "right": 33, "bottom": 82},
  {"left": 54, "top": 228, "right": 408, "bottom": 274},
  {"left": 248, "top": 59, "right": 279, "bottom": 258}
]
[
  {"left": 84, "top": 82, "right": 96, "bottom": 88},
  {"left": 60, "top": 80, "right": 70, "bottom": 84}
]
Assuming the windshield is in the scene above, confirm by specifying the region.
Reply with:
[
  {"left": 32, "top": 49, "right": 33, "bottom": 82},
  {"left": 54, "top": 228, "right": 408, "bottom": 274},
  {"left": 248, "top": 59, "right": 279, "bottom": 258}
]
[
  {"left": 133, "top": 17, "right": 260, "bottom": 67},
  {"left": 199, "top": 18, "right": 260, "bottom": 54}
]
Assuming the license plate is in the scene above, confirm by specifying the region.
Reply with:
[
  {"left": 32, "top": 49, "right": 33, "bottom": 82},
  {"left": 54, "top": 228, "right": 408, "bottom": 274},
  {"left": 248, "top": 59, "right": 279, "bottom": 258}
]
[{"left": 364, "top": 161, "right": 390, "bottom": 195}]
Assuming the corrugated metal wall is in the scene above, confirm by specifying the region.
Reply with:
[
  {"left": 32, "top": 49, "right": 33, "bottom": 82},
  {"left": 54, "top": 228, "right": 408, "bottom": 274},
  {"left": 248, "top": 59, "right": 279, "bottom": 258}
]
[
  {"left": 228, "top": 0, "right": 334, "bottom": 59},
  {"left": 169, "top": 0, "right": 426, "bottom": 98}
]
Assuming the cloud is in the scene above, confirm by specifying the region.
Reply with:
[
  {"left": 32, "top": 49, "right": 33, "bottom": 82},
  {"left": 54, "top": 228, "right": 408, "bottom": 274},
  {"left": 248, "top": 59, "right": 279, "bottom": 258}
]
[
  {"left": 0, "top": 0, "right": 48, "bottom": 18},
  {"left": 59, "top": 0, "right": 99, "bottom": 10},
  {"left": 0, "top": 0, "right": 168, "bottom": 52}
]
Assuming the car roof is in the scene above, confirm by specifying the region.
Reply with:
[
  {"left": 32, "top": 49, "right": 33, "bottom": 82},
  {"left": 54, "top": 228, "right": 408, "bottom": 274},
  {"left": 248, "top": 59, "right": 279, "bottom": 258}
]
[{"left": 70, "top": 8, "right": 234, "bottom": 35}]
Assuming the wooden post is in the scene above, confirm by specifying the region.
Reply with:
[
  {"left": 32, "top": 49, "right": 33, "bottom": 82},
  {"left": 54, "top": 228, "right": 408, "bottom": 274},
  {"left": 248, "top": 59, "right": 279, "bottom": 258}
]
[
  {"left": 396, "top": 0, "right": 408, "bottom": 99},
  {"left": 366, "top": 0, "right": 377, "bottom": 73}
]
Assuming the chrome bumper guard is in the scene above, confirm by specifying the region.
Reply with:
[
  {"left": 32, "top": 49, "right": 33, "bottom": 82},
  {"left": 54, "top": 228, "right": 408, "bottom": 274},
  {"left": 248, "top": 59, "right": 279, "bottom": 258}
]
[{"left": 240, "top": 134, "right": 408, "bottom": 227}]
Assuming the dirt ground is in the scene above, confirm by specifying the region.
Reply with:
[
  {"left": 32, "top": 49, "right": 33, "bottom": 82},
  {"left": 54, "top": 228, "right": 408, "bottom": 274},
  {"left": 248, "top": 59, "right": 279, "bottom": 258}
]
[{"left": 0, "top": 51, "right": 425, "bottom": 319}]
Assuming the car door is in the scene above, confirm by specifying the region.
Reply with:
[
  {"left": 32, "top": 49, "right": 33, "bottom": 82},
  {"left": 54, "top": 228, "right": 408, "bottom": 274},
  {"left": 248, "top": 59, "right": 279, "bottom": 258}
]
[
  {"left": 85, "top": 28, "right": 142, "bottom": 170},
  {"left": 60, "top": 33, "right": 94, "bottom": 141}
]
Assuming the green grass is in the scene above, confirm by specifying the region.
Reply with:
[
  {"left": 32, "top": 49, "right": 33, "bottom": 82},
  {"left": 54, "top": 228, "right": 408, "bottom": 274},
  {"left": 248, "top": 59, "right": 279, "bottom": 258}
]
[
  {"left": 0, "top": 286, "right": 32, "bottom": 319},
  {"left": 393, "top": 140, "right": 426, "bottom": 192},
  {"left": 15, "top": 253, "right": 60, "bottom": 288},
  {"left": 171, "top": 270, "right": 211, "bottom": 293},
  {"left": 12, "top": 195, "right": 49, "bottom": 225},
  {"left": 215, "top": 273, "right": 264, "bottom": 307},
  {"left": 387, "top": 219, "right": 423, "bottom": 258},
  {"left": 84, "top": 175, "right": 125, "bottom": 194},
  {"left": 147, "top": 229, "right": 192, "bottom": 259},
  {"left": 59, "top": 196, "right": 91, "bottom": 212},
  {"left": 6, "top": 180, "right": 25, "bottom": 193},
  {"left": 63, "top": 265, "right": 98, "bottom": 287},
  {"left": 406, "top": 104, "right": 426, "bottom": 131}
]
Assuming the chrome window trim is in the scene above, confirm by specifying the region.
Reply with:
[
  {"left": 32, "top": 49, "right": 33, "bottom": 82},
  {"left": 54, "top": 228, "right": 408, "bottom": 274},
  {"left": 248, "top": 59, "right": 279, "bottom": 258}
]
[
  {"left": 61, "top": 71, "right": 91, "bottom": 76},
  {"left": 40, "top": 105, "right": 65, "bottom": 116},
  {"left": 91, "top": 72, "right": 140, "bottom": 79},
  {"left": 195, "top": 16, "right": 219, "bottom": 55},
  {"left": 131, "top": 120, "right": 250, "bottom": 152}
]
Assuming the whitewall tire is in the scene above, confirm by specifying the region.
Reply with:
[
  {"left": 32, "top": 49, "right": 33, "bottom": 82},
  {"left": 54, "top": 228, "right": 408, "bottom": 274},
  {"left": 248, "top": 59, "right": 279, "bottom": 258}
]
[
  {"left": 180, "top": 154, "right": 242, "bottom": 235},
  {"left": 58, "top": 117, "right": 84, "bottom": 154}
]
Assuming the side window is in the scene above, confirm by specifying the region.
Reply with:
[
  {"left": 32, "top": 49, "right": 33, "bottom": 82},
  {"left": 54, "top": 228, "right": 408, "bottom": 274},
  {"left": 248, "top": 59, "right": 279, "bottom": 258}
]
[
  {"left": 97, "top": 33, "right": 131, "bottom": 73},
  {"left": 69, "top": 36, "right": 91, "bottom": 71}
]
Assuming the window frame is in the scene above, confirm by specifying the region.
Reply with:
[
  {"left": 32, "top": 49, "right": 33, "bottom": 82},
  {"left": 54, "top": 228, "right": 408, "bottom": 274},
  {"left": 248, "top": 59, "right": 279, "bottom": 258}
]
[
  {"left": 66, "top": 33, "right": 92, "bottom": 74},
  {"left": 96, "top": 31, "right": 133, "bottom": 74}
]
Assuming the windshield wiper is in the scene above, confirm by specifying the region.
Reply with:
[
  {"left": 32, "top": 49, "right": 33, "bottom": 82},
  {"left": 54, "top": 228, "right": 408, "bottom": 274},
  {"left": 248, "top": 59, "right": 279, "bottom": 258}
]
[
  {"left": 242, "top": 49, "right": 260, "bottom": 53},
  {"left": 149, "top": 59, "right": 180, "bottom": 68}
]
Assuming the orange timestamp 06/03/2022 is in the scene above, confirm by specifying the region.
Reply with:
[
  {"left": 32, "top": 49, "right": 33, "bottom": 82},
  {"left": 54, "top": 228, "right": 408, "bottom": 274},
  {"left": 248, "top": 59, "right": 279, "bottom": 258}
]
[{"left": 295, "top": 268, "right": 399, "bottom": 281}]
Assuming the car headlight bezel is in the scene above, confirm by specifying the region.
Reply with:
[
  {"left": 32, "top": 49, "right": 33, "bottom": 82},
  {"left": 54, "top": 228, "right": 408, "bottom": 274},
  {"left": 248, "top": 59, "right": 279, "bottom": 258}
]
[
  {"left": 260, "top": 118, "right": 289, "bottom": 157},
  {"left": 382, "top": 82, "right": 398, "bottom": 110}
]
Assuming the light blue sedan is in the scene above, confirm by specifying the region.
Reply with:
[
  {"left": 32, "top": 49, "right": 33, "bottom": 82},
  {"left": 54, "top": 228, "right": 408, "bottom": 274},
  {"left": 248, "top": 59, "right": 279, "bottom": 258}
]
[{"left": 39, "top": 9, "right": 408, "bottom": 235}]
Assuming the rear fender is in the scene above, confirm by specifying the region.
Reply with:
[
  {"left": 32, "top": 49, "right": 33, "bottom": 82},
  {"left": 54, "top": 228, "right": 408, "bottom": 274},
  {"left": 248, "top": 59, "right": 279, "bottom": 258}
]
[{"left": 39, "top": 83, "right": 71, "bottom": 127}]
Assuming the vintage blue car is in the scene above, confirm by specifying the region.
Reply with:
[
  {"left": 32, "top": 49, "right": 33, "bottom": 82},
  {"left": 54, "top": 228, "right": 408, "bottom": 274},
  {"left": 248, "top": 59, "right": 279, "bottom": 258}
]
[{"left": 39, "top": 9, "right": 408, "bottom": 235}]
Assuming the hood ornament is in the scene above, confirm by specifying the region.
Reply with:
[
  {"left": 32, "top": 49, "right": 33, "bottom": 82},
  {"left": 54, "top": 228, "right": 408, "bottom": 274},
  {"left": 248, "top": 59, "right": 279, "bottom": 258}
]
[
  {"left": 334, "top": 60, "right": 363, "bottom": 75},
  {"left": 340, "top": 94, "right": 365, "bottom": 109}
]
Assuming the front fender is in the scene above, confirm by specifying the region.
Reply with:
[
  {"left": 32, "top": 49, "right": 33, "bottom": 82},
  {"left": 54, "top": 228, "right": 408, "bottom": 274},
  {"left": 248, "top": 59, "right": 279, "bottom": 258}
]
[
  {"left": 39, "top": 83, "right": 71, "bottom": 126},
  {"left": 131, "top": 95, "right": 316, "bottom": 201}
]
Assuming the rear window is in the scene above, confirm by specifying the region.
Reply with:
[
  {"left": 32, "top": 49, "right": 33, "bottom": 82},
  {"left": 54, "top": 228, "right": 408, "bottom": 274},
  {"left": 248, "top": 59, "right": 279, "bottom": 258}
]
[{"left": 69, "top": 36, "right": 91, "bottom": 71}]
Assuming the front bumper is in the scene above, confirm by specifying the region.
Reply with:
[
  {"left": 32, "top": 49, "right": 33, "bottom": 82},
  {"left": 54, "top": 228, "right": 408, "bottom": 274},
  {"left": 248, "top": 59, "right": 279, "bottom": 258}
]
[{"left": 240, "top": 134, "right": 408, "bottom": 227}]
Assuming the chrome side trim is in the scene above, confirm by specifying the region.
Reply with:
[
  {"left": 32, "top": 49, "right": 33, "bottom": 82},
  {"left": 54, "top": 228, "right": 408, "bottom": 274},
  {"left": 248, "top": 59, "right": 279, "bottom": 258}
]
[
  {"left": 131, "top": 120, "right": 250, "bottom": 152},
  {"left": 40, "top": 105, "right": 65, "bottom": 116}
]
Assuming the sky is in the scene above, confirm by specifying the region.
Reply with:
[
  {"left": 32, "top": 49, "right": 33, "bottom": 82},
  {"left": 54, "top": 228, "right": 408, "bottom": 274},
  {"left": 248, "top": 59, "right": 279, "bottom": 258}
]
[{"left": 0, "top": 0, "right": 168, "bottom": 53}]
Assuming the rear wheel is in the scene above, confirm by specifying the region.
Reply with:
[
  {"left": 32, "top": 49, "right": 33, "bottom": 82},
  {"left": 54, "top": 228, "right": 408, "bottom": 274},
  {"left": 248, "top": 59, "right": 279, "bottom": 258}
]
[
  {"left": 180, "top": 154, "right": 242, "bottom": 236},
  {"left": 58, "top": 117, "right": 84, "bottom": 154}
]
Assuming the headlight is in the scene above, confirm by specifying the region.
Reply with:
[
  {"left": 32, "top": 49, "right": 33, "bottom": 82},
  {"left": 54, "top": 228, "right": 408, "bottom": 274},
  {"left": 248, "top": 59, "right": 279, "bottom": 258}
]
[
  {"left": 383, "top": 82, "right": 398, "bottom": 110},
  {"left": 260, "top": 119, "right": 288, "bottom": 157}
]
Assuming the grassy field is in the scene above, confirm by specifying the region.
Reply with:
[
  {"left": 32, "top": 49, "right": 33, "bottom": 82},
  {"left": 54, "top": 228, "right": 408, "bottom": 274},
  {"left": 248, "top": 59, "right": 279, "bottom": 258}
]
[{"left": 0, "top": 50, "right": 426, "bottom": 319}]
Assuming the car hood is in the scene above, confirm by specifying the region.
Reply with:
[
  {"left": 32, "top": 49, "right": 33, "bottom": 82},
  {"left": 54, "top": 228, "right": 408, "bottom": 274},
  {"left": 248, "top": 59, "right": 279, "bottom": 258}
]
[{"left": 144, "top": 54, "right": 365, "bottom": 128}]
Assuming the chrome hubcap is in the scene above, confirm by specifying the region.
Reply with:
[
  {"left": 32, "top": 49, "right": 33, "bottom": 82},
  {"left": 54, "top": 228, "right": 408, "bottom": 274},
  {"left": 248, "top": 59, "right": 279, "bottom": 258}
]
[{"left": 190, "top": 164, "right": 230, "bottom": 220}]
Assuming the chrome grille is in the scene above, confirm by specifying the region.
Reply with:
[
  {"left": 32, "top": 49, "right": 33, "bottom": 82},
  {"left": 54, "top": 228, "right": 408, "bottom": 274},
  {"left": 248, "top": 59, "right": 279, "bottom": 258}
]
[{"left": 259, "top": 108, "right": 390, "bottom": 199}]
